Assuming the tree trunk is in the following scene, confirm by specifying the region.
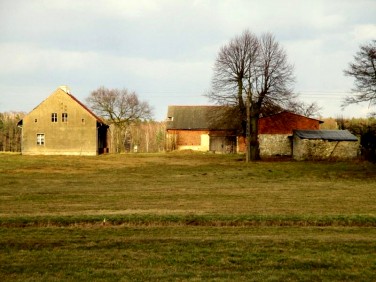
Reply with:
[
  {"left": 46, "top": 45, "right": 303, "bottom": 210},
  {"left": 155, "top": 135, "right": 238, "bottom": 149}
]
[
  {"left": 249, "top": 111, "right": 260, "bottom": 161},
  {"left": 246, "top": 92, "right": 251, "bottom": 162}
]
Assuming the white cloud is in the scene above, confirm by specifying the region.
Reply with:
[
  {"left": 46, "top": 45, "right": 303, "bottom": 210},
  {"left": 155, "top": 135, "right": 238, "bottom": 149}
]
[
  {"left": 352, "top": 24, "right": 376, "bottom": 42},
  {"left": 0, "top": 43, "right": 98, "bottom": 74}
]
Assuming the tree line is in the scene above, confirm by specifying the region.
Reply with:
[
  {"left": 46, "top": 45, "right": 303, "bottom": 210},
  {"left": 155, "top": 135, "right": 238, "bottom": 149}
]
[{"left": 0, "top": 112, "right": 24, "bottom": 152}]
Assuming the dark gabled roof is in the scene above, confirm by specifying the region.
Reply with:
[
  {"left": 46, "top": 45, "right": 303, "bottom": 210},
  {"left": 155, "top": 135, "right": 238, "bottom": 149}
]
[
  {"left": 294, "top": 130, "right": 358, "bottom": 141},
  {"left": 166, "top": 105, "right": 238, "bottom": 130}
]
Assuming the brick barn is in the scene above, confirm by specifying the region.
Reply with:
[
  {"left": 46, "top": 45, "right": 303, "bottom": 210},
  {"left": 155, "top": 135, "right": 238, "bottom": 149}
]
[
  {"left": 166, "top": 106, "right": 238, "bottom": 153},
  {"left": 166, "top": 106, "right": 323, "bottom": 157}
]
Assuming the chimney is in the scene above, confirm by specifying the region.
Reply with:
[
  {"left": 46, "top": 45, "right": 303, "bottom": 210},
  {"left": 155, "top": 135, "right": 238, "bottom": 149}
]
[{"left": 59, "top": 85, "right": 71, "bottom": 94}]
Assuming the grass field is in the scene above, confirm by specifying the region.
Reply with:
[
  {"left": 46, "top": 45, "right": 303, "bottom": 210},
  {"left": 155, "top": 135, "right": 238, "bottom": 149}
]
[{"left": 1, "top": 152, "right": 376, "bottom": 281}]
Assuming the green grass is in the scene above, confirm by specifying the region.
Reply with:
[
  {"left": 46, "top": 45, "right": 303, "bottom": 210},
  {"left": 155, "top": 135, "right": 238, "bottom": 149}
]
[
  {"left": 1, "top": 226, "right": 376, "bottom": 281},
  {"left": 0, "top": 152, "right": 376, "bottom": 281}
]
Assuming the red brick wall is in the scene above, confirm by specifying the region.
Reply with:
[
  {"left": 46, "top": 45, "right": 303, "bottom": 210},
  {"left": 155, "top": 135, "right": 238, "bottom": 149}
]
[{"left": 259, "top": 112, "right": 320, "bottom": 134}]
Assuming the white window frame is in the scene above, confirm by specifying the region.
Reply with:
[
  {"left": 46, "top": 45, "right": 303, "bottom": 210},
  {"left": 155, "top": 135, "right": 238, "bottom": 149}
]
[{"left": 37, "top": 133, "right": 45, "bottom": 145}]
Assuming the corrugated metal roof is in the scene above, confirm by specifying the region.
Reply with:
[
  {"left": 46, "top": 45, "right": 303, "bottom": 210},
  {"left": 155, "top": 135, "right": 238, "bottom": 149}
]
[{"left": 294, "top": 130, "right": 358, "bottom": 141}]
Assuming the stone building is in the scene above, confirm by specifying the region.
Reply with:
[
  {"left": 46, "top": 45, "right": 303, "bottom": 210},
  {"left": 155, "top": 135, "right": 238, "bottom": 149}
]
[
  {"left": 18, "top": 86, "right": 109, "bottom": 155},
  {"left": 293, "top": 130, "right": 359, "bottom": 160}
]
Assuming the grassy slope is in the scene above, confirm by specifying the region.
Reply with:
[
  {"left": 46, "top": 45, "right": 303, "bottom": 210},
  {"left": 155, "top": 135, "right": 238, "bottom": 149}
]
[{"left": 0, "top": 152, "right": 376, "bottom": 281}]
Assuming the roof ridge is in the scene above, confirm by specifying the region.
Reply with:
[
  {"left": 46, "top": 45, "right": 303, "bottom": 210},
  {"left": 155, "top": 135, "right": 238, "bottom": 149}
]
[
  {"left": 66, "top": 92, "right": 107, "bottom": 125},
  {"left": 261, "top": 111, "right": 323, "bottom": 122},
  {"left": 168, "top": 105, "right": 219, "bottom": 107}
]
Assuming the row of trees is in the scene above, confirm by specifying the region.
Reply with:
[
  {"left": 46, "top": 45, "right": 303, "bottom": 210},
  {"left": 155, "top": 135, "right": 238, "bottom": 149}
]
[
  {"left": 0, "top": 112, "right": 24, "bottom": 152},
  {"left": 122, "top": 121, "right": 166, "bottom": 153}
]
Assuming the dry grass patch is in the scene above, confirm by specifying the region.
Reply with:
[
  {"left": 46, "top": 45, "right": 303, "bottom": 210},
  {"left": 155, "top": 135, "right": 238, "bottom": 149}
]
[
  {"left": 1, "top": 152, "right": 375, "bottom": 217},
  {"left": 1, "top": 152, "right": 376, "bottom": 280}
]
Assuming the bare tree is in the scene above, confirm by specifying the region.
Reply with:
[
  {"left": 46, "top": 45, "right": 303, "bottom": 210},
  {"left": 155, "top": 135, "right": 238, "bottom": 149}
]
[
  {"left": 286, "top": 100, "right": 322, "bottom": 118},
  {"left": 210, "top": 30, "right": 259, "bottom": 115},
  {"left": 207, "top": 31, "right": 295, "bottom": 161},
  {"left": 86, "top": 87, "right": 153, "bottom": 152},
  {"left": 343, "top": 40, "right": 376, "bottom": 109}
]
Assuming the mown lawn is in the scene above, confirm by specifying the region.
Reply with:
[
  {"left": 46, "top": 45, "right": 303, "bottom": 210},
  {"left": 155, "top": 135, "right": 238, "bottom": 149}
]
[{"left": 0, "top": 152, "right": 376, "bottom": 281}]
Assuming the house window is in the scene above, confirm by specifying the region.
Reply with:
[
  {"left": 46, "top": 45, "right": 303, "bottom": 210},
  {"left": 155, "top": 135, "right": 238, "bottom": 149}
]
[
  {"left": 62, "top": 113, "right": 68, "bottom": 122},
  {"left": 37, "top": 134, "right": 45, "bottom": 145},
  {"left": 51, "top": 113, "right": 57, "bottom": 122},
  {"left": 81, "top": 118, "right": 85, "bottom": 124}
]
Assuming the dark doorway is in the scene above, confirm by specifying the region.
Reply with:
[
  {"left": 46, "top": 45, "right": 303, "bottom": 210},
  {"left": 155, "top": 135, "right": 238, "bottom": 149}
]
[{"left": 98, "top": 123, "right": 109, "bottom": 154}]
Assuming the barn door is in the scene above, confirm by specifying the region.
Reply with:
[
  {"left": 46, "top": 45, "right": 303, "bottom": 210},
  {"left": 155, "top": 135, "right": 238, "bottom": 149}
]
[{"left": 210, "top": 136, "right": 236, "bottom": 153}]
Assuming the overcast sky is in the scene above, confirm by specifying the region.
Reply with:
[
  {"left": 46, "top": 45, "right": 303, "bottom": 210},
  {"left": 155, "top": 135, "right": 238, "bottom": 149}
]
[{"left": 1, "top": 0, "right": 375, "bottom": 120}]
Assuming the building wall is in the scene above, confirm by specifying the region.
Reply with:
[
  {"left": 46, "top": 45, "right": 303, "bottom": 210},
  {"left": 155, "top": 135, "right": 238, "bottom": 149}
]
[
  {"left": 237, "top": 136, "right": 246, "bottom": 153},
  {"left": 293, "top": 136, "right": 359, "bottom": 160},
  {"left": 166, "top": 130, "right": 210, "bottom": 151},
  {"left": 201, "top": 134, "right": 210, "bottom": 151},
  {"left": 21, "top": 89, "right": 99, "bottom": 155},
  {"left": 236, "top": 112, "right": 321, "bottom": 156},
  {"left": 166, "top": 130, "right": 237, "bottom": 152},
  {"left": 259, "top": 112, "right": 320, "bottom": 134},
  {"left": 237, "top": 134, "right": 292, "bottom": 156},
  {"left": 259, "top": 134, "right": 292, "bottom": 156}
]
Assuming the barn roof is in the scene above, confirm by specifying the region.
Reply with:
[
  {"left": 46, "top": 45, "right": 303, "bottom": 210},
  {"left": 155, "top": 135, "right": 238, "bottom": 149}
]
[
  {"left": 166, "top": 105, "right": 238, "bottom": 130},
  {"left": 166, "top": 106, "right": 324, "bottom": 133},
  {"left": 294, "top": 130, "right": 358, "bottom": 141}
]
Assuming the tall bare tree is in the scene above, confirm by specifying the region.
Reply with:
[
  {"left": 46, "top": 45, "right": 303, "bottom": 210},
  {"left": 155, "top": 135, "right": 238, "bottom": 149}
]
[
  {"left": 208, "top": 31, "right": 295, "bottom": 161},
  {"left": 343, "top": 40, "right": 376, "bottom": 110},
  {"left": 86, "top": 87, "right": 153, "bottom": 152}
]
